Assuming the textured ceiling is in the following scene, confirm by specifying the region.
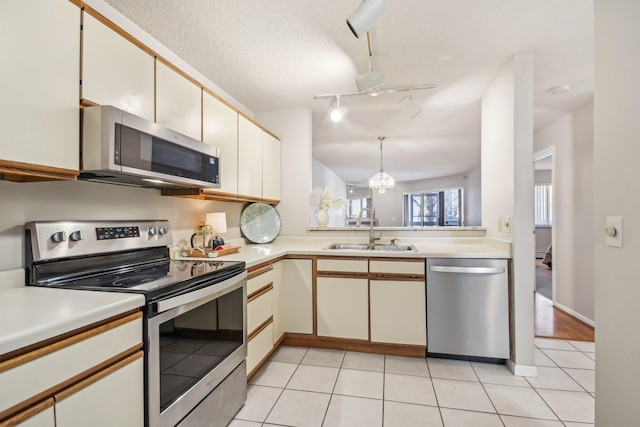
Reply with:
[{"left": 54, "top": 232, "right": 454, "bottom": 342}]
[{"left": 104, "top": 0, "right": 593, "bottom": 184}]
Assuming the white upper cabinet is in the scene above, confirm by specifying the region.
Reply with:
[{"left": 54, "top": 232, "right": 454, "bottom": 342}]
[
  {"left": 262, "top": 133, "right": 281, "bottom": 201},
  {"left": 0, "top": 0, "right": 79, "bottom": 174},
  {"left": 203, "top": 92, "right": 238, "bottom": 195},
  {"left": 237, "top": 115, "right": 263, "bottom": 199},
  {"left": 81, "top": 12, "right": 154, "bottom": 121},
  {"left": 156, "top": 60, "right": 202, "bottom": 141}
]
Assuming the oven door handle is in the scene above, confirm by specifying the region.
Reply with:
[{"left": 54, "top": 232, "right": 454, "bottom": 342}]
[{"left": 154, "top": 270, "right": 247, "bottom": 313}]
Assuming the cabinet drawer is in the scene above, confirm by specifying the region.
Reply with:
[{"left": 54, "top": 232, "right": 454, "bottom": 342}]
[
  {"left": 247, "top": 268, "right": 274, "bottom": 295},
  {"left": 247, "top": 322, "right": 274, "bottom": 374},
  {"left": 317, "top": 259, "right": 368, "bottom": 273},
  {"left": 0, "top": 398, "right": 54, "bottom": 427},
  {"left": 248, "top": 287, "right": 274, "bottom": 334},
  {"left": 0, "top": 313, "right": 141, "bottom": 415},
  {"left": 369, "top": 260, "right": 425, "bottom": 276}
]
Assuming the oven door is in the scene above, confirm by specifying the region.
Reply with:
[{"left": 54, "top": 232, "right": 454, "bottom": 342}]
[{"left": 147, "top": 271, "right": 247, "bottom": 427}]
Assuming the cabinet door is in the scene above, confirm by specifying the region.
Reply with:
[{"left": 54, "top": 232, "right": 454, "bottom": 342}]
[
  {"left": 237, "top": 116, "right": 263, "bottom": 199},
  {"left": 317, "top": 277, "right": 368, "bottom": 340},
  {"left": 0, "top": 0, "right": 79, "bottom": 171},
  {"left": 247, "top": 322, "right": 274, "bottom": 375},
  {"left": 272, "top": 261, "right": 284, "bottom": 342},
  {"left": 55, "top": 353, "right": 144, "bottom": 427},
  {"left": 0, "top": 399, "right": 55, "bottom": 427},
  {"left": 370, "top": 280, "right": 426, "bottom": 345},
  {"left": 279, "top": 259, "right": 313, "bottom": 334},
  {"left": 262, "top": 133, "right": 281, "bottom": 201},
  {"left": 156, "top": 60, "right": 202, "bottom": 140},
  {"left": 203, "top": 92, "right": 238, "bottom": 195},
  {"left": 81, "top": 13, "right": 154, "bottom": 121}
]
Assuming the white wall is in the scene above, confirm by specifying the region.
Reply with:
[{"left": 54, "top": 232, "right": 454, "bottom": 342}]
[
  {"left": 533, "top": 101, "right": 594, "bottom": 322},
  {"left": 311, "top": 158, "right": 347, "bottom": 227},
  {"left": 0, "top": 180, "right": 243, "bottom": 272},
  {"left": 594, "top": 1, "right": 640, "bottom": 424},
  {"left": 465, "top": 165, "right": 482, "bottom": 226},
  {"left": 256, "top": 109, "right": 313, "bottom": 235},
  {"left": 481, "top": 53, "right": 536, "bottom": 372}
]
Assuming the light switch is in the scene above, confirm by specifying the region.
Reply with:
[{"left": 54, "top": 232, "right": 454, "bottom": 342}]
[
  {"left": 606, "top": 216, "right": 623, "bottom": 248},
  {"left": 504, "top": 216, "right": 511, "bottom": 233}
]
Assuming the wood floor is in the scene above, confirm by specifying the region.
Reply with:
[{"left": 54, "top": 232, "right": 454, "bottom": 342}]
[{"left": 534, "top": 292, "right": 595, "bottom": 342}]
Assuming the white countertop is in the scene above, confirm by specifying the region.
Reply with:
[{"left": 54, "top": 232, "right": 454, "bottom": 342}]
[
  {"left": 176, "top": 236, "right": 511, "bottom": 268},
  {"left": 0, "top": 287, "right": 145, "bottom": 355}
]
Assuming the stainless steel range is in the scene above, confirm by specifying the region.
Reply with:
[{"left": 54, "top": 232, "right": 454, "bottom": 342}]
[{"left": 25, "top": 220, "right": 248, "bottom": 427}]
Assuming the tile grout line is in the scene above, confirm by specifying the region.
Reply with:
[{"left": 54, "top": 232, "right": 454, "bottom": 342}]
[{"left": 469, "top": 361, "right": 507, "bottom": 427}]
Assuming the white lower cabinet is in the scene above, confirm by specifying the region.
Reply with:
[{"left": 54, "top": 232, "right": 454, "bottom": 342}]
[
  {"left": 247, "top": 322, "right": 274, "bottom": 375},
  {"left": 0, "top": 399, "right": 55, "bottom": 427},
  {"left": 370, "top": 280, "right": 427, "bottom": 345},
  {"left": 54, "top": 353, "right": 144, "bottom": 427},
  {"left": 317, "top": 277, "right": 369, "bottom": 340},
  {"left": 279, "top": 259, "right": 313, "bottom": 335},
  {"left": 0, "top": 312, "right": 143, "bottom": 427}
]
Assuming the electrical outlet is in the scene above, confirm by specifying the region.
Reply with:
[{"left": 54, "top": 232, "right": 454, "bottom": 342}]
[{"left": 504, "top": 216, "right": 511, "bottom": 233}]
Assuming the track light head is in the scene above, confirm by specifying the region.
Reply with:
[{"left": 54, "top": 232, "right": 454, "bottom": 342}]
[
  {"left": 347, "top": 0, "right": 388, "bottom": 38},
  {"left": 329, "top": 95, "right": 345, "bottom": 122},
  {"left": 356, "top": 69, "right": 384, "bottom": 92},
  {"left": 398, "top": 96, "right": 421, "bottom": 119}
]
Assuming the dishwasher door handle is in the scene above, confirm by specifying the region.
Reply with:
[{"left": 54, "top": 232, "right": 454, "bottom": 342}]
[{"left": 429, "top": 266, "right": 505, "bottom": 274}]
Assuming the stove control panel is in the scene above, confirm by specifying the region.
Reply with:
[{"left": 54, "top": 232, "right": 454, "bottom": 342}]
[
  {"left": 26, "top": 220, "right": 173, "bottom": 262},
  {"left": 96, "top": 226, "right": 140, "bottom": 240}
]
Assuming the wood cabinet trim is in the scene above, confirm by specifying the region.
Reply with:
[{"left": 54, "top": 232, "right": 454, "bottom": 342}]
[
  {"left": 247, "top": 316, "right": 274, "bottom": 342},
  {"left": 368, "top": 273, "right": 425, "bottom": 282},
  {"left": 0, "top": 312, "right": 142, "bottom": 373},
  {"left": 0, "top": 397, "right": 54, "bottom": 427},
  {"left": 237, "top": 111, "right": 280, "bottom": 141},
  {"left": 0, "top": 160, "right": 78, "bottom": 183},
  {"left": 160, "top": 188, "right": 278, "bottom": 205},
  {"left": 281, "top": 333, "right": 426, "bottom": 358},
  {"left": 317, "top": 271, "right": 369, "bottom": 279},
  {"left": 54, "top": 350, "right": 143, "bottom": 402},
  {"left": 247, "top": 283, "right": 274, "bottom": 303},
  {"left": 247, "top": 263, "right": 273, "bottom": 279},
  {"left": 369, "top": 257, "right": 425, "bottom": 263}
]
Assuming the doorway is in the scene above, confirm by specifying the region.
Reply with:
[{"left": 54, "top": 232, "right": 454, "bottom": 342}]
[{"left": 534, "top": 150, "right": 553, "bottom": 301}]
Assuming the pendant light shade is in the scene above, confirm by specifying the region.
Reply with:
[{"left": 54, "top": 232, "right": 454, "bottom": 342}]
[
  {"left": 369, "top": 136, "right": 395, "bottom": 193},
  {"left": 356, "top": 69, "right": 384, "bottom": 92}
]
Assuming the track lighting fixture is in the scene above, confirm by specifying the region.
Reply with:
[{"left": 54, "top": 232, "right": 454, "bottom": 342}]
[
  {"left": 356, "top": 69, "right": 384, "bottom": 93},
  {"left": 347, "top": 0, "right": 388, "bottom": 39},
  {"left": 329, "top": 95, "right": 345, "bottom": 122},
  {"left": 398, "top": 89, "right": 421, "bottom": 119}
]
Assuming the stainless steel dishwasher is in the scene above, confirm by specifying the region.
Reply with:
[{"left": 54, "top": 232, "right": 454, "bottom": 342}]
[{"left": 426, "top": 258, "right": 509, "bottom": 360}]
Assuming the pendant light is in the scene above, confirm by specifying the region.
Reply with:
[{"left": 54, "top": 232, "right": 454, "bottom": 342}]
[{"left": 369, "top": 136, "right": 395, "bottom": 193}]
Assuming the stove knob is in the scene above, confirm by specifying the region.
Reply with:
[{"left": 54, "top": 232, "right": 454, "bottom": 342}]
[
  {"left": 158, "top": 226, "right": 168, "bottom": 236},
  {"left": 70, "top": 230, "right": 84, "bottom": 241},
  {"left": 148, "top": 227, "right": 158, "bottom": 236},
  {"left": 51, "top": 231, "right": 67, "bottom": 243}
]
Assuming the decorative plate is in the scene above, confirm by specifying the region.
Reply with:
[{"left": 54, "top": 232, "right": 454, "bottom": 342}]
[{"left": 240, "top": 203, "right": 282, "bottom": 244}]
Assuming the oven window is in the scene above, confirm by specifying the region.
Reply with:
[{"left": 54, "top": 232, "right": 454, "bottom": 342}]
[{"left": 158, "top": 287, "right": 243, "bottom": 411}]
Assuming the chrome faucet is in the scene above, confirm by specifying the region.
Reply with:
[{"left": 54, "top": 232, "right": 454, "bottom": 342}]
[{"left": 356, "top": 208, "right": 382, "bottom": 244}]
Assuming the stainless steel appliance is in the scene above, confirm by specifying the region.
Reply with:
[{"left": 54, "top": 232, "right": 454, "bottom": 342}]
[
  {"left": 81, "top": 105, "right": 221, "bottom": 189},
  {"left": 426, "top": 258, "right": 509, "bottom": 361},
  {"left": 25, "top": 220, "right": 247, "bottom": 427}
]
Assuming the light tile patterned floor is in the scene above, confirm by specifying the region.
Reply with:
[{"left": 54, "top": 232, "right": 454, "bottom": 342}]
[{"left": 231, "top": 338, "right": 595, "bottom": 427}]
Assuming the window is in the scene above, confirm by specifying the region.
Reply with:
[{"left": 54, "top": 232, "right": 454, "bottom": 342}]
[
  {"left": 348, "top": 197, "right": 371, "bottom": 220},
  {"left": 403, "top": 188, "right": 463, "bottom": 226},
  {"left": 534, "top": 184, "right": 552, "bottom": 226}
]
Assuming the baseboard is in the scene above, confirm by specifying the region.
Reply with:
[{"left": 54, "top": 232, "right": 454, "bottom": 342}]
[
  {"left": 553, "top": 301, "right": 595, "bottom": 328},
  {"left": 506, "top": 359, "right": 538, "bottom": 377}
]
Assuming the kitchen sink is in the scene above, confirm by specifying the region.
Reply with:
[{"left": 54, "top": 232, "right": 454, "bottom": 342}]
[{"left": 323, "top": 243, "right": 417, "bottom": 252}]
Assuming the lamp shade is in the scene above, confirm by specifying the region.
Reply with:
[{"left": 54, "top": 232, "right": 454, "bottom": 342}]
[
  {"left": 206, "top": 212, "right": 227, "bottom": 233},
  {"left": 356, "top": 69, "right": 384, "bottom": 92},
  {"left": 369, "top": 171, "right": 395, "bottom": 194},
  {"left": 347, "top": 0, "right": 388, "bottom": 38}
]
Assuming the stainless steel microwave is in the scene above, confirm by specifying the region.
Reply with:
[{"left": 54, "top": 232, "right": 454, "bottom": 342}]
[{"left": 81, "top": 105, "right": 220, "bottom": 189}]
